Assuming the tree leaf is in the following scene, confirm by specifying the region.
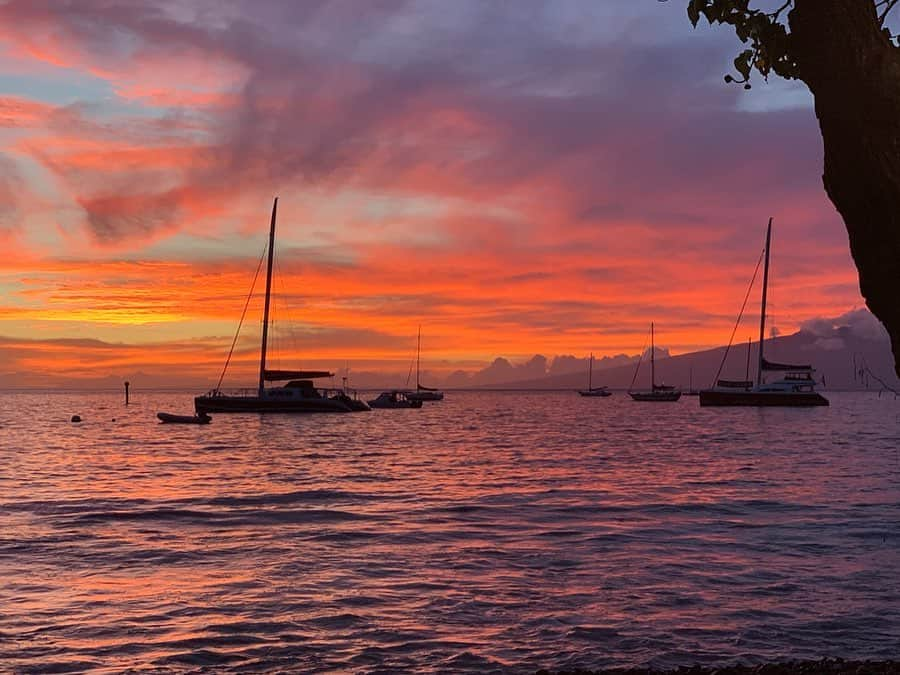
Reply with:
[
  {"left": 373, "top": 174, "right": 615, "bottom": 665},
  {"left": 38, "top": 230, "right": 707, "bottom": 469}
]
[
  {"left": 687, "top": 0, "right": 701, "bottom": 26},
  {"left": 733, "top": 48, "right": 753, "bottom": 81}
]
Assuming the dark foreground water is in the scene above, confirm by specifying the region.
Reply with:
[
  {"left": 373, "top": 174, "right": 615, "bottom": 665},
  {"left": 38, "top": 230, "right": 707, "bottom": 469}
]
[{"left": 1, "top": 390, "right": 898, "bottom": 673}]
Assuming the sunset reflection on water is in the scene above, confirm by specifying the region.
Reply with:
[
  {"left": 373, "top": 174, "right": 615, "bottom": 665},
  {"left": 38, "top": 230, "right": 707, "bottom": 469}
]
[{"left": 1, "top": 390, "right": 899, "bottom": 672}]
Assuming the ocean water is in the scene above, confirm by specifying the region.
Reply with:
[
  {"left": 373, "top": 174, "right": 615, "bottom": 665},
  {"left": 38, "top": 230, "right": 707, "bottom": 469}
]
[{"left": 1, "top": 390, "right": 899, "bottom": 674}]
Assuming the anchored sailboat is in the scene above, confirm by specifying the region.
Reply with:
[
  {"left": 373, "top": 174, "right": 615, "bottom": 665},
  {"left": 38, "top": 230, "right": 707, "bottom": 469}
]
[
  {"left": 699, "top": 218, "right": 828, "bottom": 407},
  {"left": 578, "top": 353, "right": 611, "bottom": 397},
  {"left": 629, "top": 323, "right": 681, "bottom": 402},
  {"left": 406, "top": 326, "right": 444, "bottom": 402},
  {"left": 194, "top": 198, "right": 369, "bottom": 414}
]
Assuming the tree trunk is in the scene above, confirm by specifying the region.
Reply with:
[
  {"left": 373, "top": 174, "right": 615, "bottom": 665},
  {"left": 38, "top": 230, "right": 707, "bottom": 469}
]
[{"left": 790, "top": 0, "right": 900, "bottom": 375}]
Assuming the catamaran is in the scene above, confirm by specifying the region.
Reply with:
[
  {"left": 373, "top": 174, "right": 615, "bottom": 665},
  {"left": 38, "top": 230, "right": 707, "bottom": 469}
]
[
  {"left": 578, "top": 353, "right": 611, "bottom": 397},
  {"left": 628, "top": 323, "right": 681, "bottom": 402},
  {"left": 699, "top": 218, "right": 828, "bottom": 407},
  {"left": 194, "top": 198, "right": 369, "bottom": 414}
]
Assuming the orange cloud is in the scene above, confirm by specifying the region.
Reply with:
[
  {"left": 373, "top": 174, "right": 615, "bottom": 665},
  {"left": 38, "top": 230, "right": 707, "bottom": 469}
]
[{"left": 0, "top": 96, "right": 54, "bottom": 127}]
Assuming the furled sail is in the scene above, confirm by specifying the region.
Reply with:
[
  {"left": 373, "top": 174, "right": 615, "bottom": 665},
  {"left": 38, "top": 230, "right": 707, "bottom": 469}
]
[
  {"left": 716, "top": 379, "right": 754, "bottom": 389},
  {"left": 264, "top": 369, "right": 334, "bottom": 381},
  {"left": 761, "top": 358, "right": 812, "bottom": 372}
]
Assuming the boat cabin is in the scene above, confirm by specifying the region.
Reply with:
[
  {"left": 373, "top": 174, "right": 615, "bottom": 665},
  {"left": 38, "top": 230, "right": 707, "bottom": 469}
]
[
  {"left": 758, "top": 369, "right": 818, "bottom": 393},
  {"left": 266, "top": 380, "right": 324, "bottom": 399}
]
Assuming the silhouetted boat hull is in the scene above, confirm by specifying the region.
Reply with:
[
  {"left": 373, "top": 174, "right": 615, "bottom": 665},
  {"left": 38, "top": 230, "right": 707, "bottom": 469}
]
[
  {"left": 194, "top": 396, "right": 368, "bottom": 413},
  {"left": 406, "top": 389, "right": 444, "bottom": 401},
  {"left": 196, "top": 381, "right": 368, "bottom": 414},
  {"left": 158, "top": 412, "right": 212, "bottom": 424},
  {"left": 629, "top": 390, "right": 681, "bottom": 402},
  {"left": 367, "top": 390, "right": 423, "bottom": 409},
  {"left": 699, "top": 390, "right": 828, "bottom": 406},
  {"left": 195, "top": 395, "right": 362, "bottom": 413},
  {"left": 579, "top": 388, "right": 611, "bottom": 397}
]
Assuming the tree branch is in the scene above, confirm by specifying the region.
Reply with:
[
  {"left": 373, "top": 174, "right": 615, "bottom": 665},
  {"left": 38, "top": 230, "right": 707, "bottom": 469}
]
[
  {"left": 769, "top": 1, "right": 793, "bottom": 22},
  {"left": 876, "top": 0, "right": 899, "bottom": 25}
]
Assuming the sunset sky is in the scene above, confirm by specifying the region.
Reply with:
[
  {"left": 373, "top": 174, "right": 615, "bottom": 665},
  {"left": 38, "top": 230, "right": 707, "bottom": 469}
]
[{"left": 0, "top": 0, "right": 866, "bottom": 387}]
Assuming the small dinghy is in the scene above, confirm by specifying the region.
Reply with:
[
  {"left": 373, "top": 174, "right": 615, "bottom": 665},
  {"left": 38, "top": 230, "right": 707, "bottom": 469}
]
[{"left": 157, "top": 412, "right": 212, "bottom": 424}]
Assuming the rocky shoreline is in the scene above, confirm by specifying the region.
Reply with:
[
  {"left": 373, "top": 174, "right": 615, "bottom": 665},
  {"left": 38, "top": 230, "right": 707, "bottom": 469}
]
[{"left": 539, "top": 660, "right": 900, "bottom": 675}]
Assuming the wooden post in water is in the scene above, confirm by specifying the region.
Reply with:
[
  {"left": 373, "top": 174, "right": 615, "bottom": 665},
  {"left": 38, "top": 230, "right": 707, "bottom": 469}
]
[{"left": 124, "top": 381, "right": 130, "bottom": 405}]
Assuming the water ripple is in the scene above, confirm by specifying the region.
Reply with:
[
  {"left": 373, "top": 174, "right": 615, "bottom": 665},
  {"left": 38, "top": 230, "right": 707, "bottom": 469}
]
[{"left": 1, "top": 390, "right": 899, "bottom": 672}]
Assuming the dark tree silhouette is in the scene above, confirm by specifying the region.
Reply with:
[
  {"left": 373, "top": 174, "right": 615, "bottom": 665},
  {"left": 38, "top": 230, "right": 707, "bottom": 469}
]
[{"left": 683, "top": 0, "right": 900, "bottom": 375}]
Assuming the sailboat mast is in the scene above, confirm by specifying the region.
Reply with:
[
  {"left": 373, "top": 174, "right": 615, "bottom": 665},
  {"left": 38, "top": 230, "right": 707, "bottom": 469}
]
[
  {"left": 745, "top": 336, "right": 752, "bottom": 382},
  {"left": 757, "top": 218, "right": 772, "bottom": 387},
  {"left": 258, "top": 197, "right": 278, "bottom": 397},
  {"left": 588, "top": 353, "right": 593, "bottom": 390},
  {"left": 416, "top": 324, "right": 421, "bottom": 389},
  {"left": 650, "top": 322, "right": 655, "bottom": 389}
]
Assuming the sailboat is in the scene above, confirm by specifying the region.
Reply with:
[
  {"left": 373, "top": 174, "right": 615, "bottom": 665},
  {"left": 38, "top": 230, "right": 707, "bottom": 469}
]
[
  {"left": 405, "top": 326, "right": 444, "bottom": 402},
  {"left": 578, "top": 353, "right": 611, "bottom": 397},
  {"left": 628, "top": 323, "right": 681, "bottom": 402},
  {"left": 699, "top": 218, "right": 828, "bottom": 407},
  {"left": 194, "top": 198, "right": 370, "bottom": 414}
]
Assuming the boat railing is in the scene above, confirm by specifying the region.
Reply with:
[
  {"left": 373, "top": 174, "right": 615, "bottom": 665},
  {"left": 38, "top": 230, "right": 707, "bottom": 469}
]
[
  {"left": 322, "top": 387, "right": 364, "bottom": 401},
  {"left": 201, "top": 388, "right": 260, "bottom": 398},
  {"left": 200, "top": 386, "right": 365, "bottom": 401},
  {"left": 716, "top": 379, "right": 754, "bottom": 389}
]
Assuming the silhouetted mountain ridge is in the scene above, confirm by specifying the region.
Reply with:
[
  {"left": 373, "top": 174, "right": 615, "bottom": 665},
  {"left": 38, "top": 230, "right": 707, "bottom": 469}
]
[{"left": 479, "top": 327, "right": 897, "bottom": 392}]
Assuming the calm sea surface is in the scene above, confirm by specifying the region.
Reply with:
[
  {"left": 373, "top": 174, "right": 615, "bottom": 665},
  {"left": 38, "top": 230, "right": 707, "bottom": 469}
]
[{"left": 1, "top": 390, "right": 899, "bottom": 673}]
